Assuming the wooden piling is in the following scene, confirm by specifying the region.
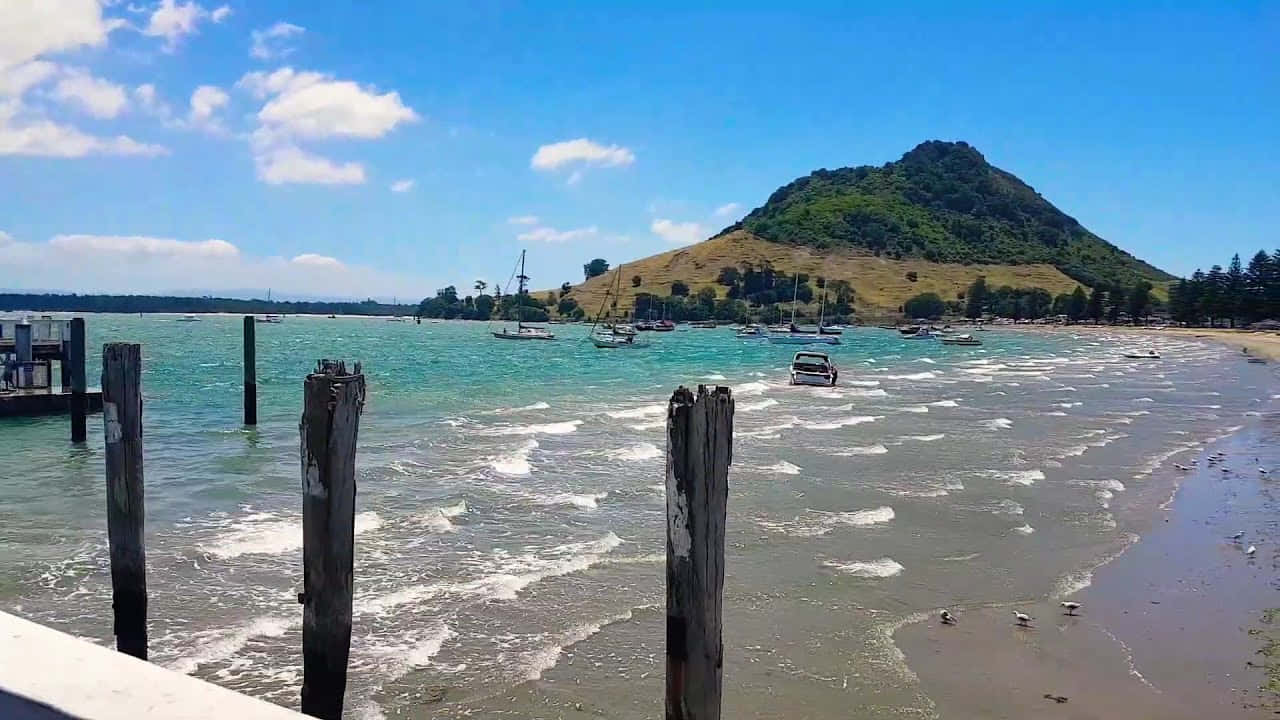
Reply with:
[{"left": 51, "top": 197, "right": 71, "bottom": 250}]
[
  {"left": 299, "top": 359, "right": 365, "bottom": 720},
  {"left": 243, "top": 316, "right": 257, "bottom": 425},
  {"left": 14, "top": 323, "right": 32, "bottom": 363},
  {"left": 70, "top": 318, "right": 87, "bottom": 442},
  {"left": 665, "top": 384, "right": 733, "bottom": 720},
  {"left": 101, "top": 343, "right": 147, "bottom": 660}
]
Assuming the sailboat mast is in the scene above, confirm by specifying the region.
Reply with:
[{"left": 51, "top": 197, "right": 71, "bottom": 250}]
[
  {"left": 516, "top": 249, "right": 528, "bottom": 331},
  {"left": 818, "top": 283, "right": 826, "bottom": 328},
  {"left": 791, "top": 276, "right": 799, "bottom": 326}
]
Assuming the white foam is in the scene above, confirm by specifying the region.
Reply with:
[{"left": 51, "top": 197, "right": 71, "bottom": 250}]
[
  {"left": 629, "top": 420, "right": 665, "bottom": 431},
  {"left": 166, "top": 615, "right": 295, "bottom": 675},
  {"left": 981, "top": 469, "right": 1044, "bottom": 486},
  {"left": 1012, "top": 524, "right": 1036, "bottom": 535},
  {"left": 540, "top": 492, "right": 609, "bottom": 510},
  {"left": 981, "top": 417, "right": 1014, "bottom": 430},
  {"left": 803, "top": 415, "right": 882, "bottom": 430},
  {"left": 702, "top": 373, "right": 728, "bottom": 380},
  {"left": 608, "top": 442, "right": 661, "bottom": 461},
  {"left": 734, "top": 381, "right": 770, "bottom": 396},
  {"left": 488, "top": 401, "right": 550, "bottom": 414},
  {"left": 738, "top": 398, "right": 780, "bottom": 412},
  {"left": 203, "top": 510, "right": 382, "bottom": 559},
  {"left": 420, "top": 500, "right": 468, "bottom": 533},
  {"left": 762, "top": 461, "right": 801, "bottom": 475},
  {"left": 1133, "top": 397, "right": 1154, "bottom": 403},
  {"left": 605, "top": 404, "right": 665, "bottom": 419},
  {"left": 823, "top": 558, "right": 904, "bottom": 578},
  {"left": 901, "top": 405, "right": 929, "bottom": 413},
  {"left": 929, "top": 399, "right": 959, "bottom": 407},
  {"left": 459, "top": 533, "right": 624, "bottom": 601},
  {"left": 885, "top": 371, "right": 937, "bottom": 380},
  {"left": 903, "top": 433, "right": 945, "bottom": 442},
  {"left": 757, "top": 506, "right": 895, "bottom": 537},
  {"left": 833, "top": 444, "right": 889, "bottom": 456},
  {"left": 521, "top": 610, "right": 635, "bottom": 681},
  {"left": 494, "top": 420, "right": 583, "bottom": 435},
  {"left": 917, "top": 358, "right": 936, "bottom": 364},
  {"left": 490, "top": 439, "right": 539, "bottom": 475},
  {"left": 991, "top": 499, "right": 1024, "bottom": 516},
  {"left": 1095, "top": 490, "right": 1113, "bottom": 508},
  {"left": 845, "top": 380, "right": 882, "bottom": 387}
]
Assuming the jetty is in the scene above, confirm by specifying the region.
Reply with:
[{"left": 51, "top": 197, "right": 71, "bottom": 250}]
[{"left": 0, "top": 316, "right": 102, "bottom": 434}]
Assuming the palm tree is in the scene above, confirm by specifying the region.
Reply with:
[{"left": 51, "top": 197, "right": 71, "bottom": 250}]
[{"left": 474, "top": 279, "right": 487, "bottom": 295}]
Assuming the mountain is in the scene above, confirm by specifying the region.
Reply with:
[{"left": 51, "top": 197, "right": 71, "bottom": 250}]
[
  {"left": 563, "top": 141, "right": 1171, "bottom": 316},
  {"left": 729, "top": 140, "right": 1172, "bottom": 289}
]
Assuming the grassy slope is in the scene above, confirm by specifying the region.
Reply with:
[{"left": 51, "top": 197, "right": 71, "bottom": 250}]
[{"left": 561, "top": 230, "right": 1083, "bottom": 316}]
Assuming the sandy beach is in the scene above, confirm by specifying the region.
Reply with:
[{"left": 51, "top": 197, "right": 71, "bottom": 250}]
[
  {"left": 896, "top": 419, "right": 1280, "bottom": 719},
  {"left": 1030, "top": 324, "right": 1280, "bottom": 362}
]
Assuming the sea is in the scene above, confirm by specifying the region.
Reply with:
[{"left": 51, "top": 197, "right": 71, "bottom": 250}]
[{"left": 1, "top": 314, "right": 1276, "bottom": 719}]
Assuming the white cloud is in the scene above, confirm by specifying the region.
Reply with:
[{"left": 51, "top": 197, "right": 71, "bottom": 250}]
[
  {"left": 186, "top": 83, "right": 228, "bottom": 132},
  {"left": 0, "top": 230, "right": 13, "bottom": 247},
  {"left": 651, "top": 218, "right": 705, "bottom": 246},
  {"left": 517, "top": 225, "right": 599, "bottom": 244},
  {"left": 51, "top": 68, "right": 128, "bottom": 118},
  {"left": 0, "top": 61, "right": 59, "bottom": 98},
  {"left": 713, "top": 202, "right": 742, "bottom": 218},
  {"left": 133, "top": 82, "right": 171, "bottom": 119},
  {"left": 143, "top": 0, "right": 228, "bottom": 50},
  {"left": 255, "top": 145, "right": 365, "bottom": 185},
  {"left": 0, "top": 103, "right": 166, "bottom": 157},
  {"left": 507, "top": 215, "right": 539, "bottom": 225},
  {"left": 530, "top": 138, "right": 634, "bottom": 172},
  {"left": 290, "top": 253, "right": 343, "bottom": 268},
  {"left": 0, "top": 0, "right": 125, "bottom": 71},
  {"left": 389, "top": 178, "right": 414, "bottom": 193},
  {"left": 237, "top": 66, "right": 416, "bottom": 186},
  {"left": 0, "top": 232, "right": 424, "bottom": 298},
  {"left": 250, "top": 21, "right": 304, "bottom": 61}
]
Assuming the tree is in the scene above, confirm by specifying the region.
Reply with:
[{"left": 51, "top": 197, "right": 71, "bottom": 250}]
[
  {"left": 903, "top": 292, "right": 946, "bottom": 319},
  {"left": 716, "top": 266, "right": 741, "bottom": 286},
  {"left": 1126, "top": 281, "right": 1153, "bottom": 324},
  {"left": 474, "top": 279, "right": 487, "bottom": 295},
  {"left": 437, "top": 285, "right": 459, "bottom": 304},
  {"left": 1087, "top": 286, "right": 1105, "bottom": 322},
  {"left": 1202, "top": 265, "right": 1225, "bottom": 326},
  {"left": 1225, "top": 254, "right": 1245, "bottom": 327},
  {"left": 1106, "top": 286, "right": 1125, "bottom": 324},
  {"left": 1244, "top": 251, "right": 1271, "bottom": 322},
  {"left": 559, "top": 281, "right": 572, "bottom": 298},
  {"left": 1067, "top": 285, "right": 1087, "bottom": 321},
  {"left": 545, "top": 291, "right": 557, "bottom": 307},
  {"left": 631, "top": 275, "right": 642, "bottom": 288},
  {"left": 671, "top": 280, "right": 689, "bottom": 296},
  {"left": 557, "top": 297, "right": 579, "bottom": 316},
  {"left": 583, "top": 258, "right": 609, "bottom": 279},
  {"left": 964, "top": 276, "right": 987, "bottom": 318},
  {"left": 474, "top": 294, "right": 495, "bottom": 318},
  {"left": 1051, "top": 293, "right": 1071, "bottom": 317},
  {"left": 905, "top": 271, "right": 918, "bottom": 282}
]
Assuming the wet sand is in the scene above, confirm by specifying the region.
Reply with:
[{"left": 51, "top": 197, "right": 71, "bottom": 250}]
[
  {"left": 1031, "top": 324, "right": 1280, "bottom": 362},
  {"left": 896, "top": 420, "right": 1280, "bottom": 719}
]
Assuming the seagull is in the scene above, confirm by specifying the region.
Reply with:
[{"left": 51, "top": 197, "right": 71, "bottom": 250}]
[
  {"left": 1174, "top": 463, "right": 1190, "bottom": 471},
  {"left": 1060, "top": 601, "right": 1082, "bottom": 616},
  {"left": 1260, "top": 468, "right": 1270, "bottom": 475},
  {"left": 1221, "top": 467, "right": 1231, "bottom": 473},
  {"left": 940, "top": 610, "right": 957, "bottom": 625},
  {"left": 1246, "top": 545, "right": 1258, "bottom": 557},
  {"left": 1013, "top": 611, "right": 1033, "bottom": 626},
  {"left": 1231, "top": 531, "right": 1245, "bottom": 540}
]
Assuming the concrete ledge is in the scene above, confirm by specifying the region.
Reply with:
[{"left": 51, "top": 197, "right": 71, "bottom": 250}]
[
  {"left": 0, "top": 390, "right": 103, "bottom": 418},
  {"left": 0, "top": 612, "right": 304, "bottom": 719}
]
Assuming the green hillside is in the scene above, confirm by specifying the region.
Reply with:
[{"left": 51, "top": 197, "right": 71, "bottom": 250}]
[{"left": 723, "top": 140, "right": 1172, "bottom": 289}]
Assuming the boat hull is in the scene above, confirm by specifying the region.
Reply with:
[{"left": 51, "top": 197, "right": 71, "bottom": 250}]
[
  {"left": 492, "top": 331, "right": 555, "bottom": 340},
  {"left": 768, "top": 334, "right": 840, "bottom": 345}
]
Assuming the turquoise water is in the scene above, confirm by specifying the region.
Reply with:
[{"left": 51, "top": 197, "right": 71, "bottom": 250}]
[{"left": 2, "top": 314, "right": 1275, "bottom": 718}]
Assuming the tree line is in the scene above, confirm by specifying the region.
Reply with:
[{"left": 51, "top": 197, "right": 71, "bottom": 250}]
[{"left": 1167, "top": 251, "right": 1280, "bottom": 327}]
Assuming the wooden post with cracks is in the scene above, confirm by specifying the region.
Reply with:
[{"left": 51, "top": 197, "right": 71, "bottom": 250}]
[
  {"left": 299, "top": 359, "right": 366, "bottom": 720},
  {"left": 102, "top": 342, "right": 147, "bottom": 659},
  {"left": 243, "top": 316, "right": 257, "bottom": 425},
  {"left": 665, "top": 384, "right": 733, "bottom": 720}
]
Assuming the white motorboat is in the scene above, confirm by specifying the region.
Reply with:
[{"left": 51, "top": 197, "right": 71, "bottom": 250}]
[
  {"left": 768, "top": 332, "right": 840, "bottom": 345},
  {"left": 1122, "top": 349, "right": 1160, "bottom": 359},
  {"left": 940, "top": 333, "right": 982, "bottom": 346},
  {"left": 255, "top": 314, "right": 283, "bottom": 324},
  {"left": 790, "top": 351, "right": 838, "bottom": 387},
  {"left": 901, "top": 328, "right": 936, "bottom": 340},
  {"left": 736, "top": 323, "right": 768, "bottom": 339},
  {"left": 493, "top": 249, "right": 555, "bottom": 341}
]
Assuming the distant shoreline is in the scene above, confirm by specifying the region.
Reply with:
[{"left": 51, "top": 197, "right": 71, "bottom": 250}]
[{"left": 1009, "top": 323, "right": 1280, "bottom": 362}]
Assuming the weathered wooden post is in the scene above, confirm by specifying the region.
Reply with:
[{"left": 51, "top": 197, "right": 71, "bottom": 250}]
[
  {"left": 102, "top": 343, "right": 147, "bottom": 660},
  {"left": 299, "top": 359, "right": 365, "bottom": 720},
  {"left": 70, "top": 318, "right": 87, "bottom": 442},
  {"left": 665, "top": 384, "right": 733, "bottom": 720},
  {"left": 243, "top": 316, "right": 257, "bottom": 425}
]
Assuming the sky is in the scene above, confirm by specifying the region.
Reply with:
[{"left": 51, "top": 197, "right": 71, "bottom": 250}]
[{"left": 1, "top": 1, "right": 1276, "bottom": 301}]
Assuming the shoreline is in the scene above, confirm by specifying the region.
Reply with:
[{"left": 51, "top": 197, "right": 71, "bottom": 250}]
[
  {"left": 893, "top": 416, "right": 1280, "bottom": 719},
  {"left": 1007, "top": 323, "right": 1280, "bottom": 362}
]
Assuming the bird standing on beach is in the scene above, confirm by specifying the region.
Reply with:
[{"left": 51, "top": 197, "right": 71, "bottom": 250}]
[
  {"left": 940, "top": 610, "right": 957, "bottom": 625},
  {"left": 1231, "top": 531, "right": 1245, "bottom": 541},
  {"left": 1013, "top": 611, "right": 1033, "bottom": 627},
  {"left": 1246, "top": 545, "right": 1258, "bottom": 557},
  {"left": 1060, "top": 601, "right": 1082, "bottom": 616}
]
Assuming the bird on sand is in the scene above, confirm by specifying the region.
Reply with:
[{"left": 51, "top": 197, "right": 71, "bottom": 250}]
[
  {"left": 1013, "top": 611, "right": 1033, "bottom": 626},
  {"left": 1060, "top": 601, "right": 1082, "bottom": 616},
  {"left": 1246, "top": 545, "right": 1258, "bottom": 557},
  {"left": 940, "top": 610, "right": 957, "bottom": 625},
  {"left": 1231, "top": 531, "right": 1245, "bottom": 540},
  {"left": 1260, "top": 468, "right": 1270, "bottom": 475}
]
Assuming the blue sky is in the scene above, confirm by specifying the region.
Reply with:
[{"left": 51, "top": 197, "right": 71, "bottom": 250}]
[{"left": 1, "top": 1, "right": 1276, "bottom": 300}]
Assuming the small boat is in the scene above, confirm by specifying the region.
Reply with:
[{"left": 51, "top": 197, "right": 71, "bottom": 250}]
[
  {"left": 940, "top": 333, "right": 982, "bottom": 346},
  {"left": 1122, "top": 349, "right": 1160, "bottom": 359},
  {"left": 255, "top": 314, "right": 283, "bottom": 324},
  {"left": 653, "top": 320, "right": 675, "bottom": 332},
  {"left": 901, "top": 329, "right": 936, "bottom": 340},
  {"left": 635, "top": 320, "right": 657, "bottom": 331},
  {"left": 768, "top": 332, "right": 840, "bottom": 345},
  {"left": 175, "top": 314, "right": 201, "bottom": 322},
  {"left": 736, "top": 324, "right": 768, "bottom": 339},
  {"left": 386, "top": 316, "right": 407, "bottom": 322},
  {"left": 691, "top": 320, "right": 717, "bottom": 329},
  {"left": 790, "top": 351, "right": 838, "bottom": 387},
  {"left": 493, "top": 250, "right": 556, "bottom": 341},
  {"left": 1246, "top": 357, "right": 1267, "bottom": 364},
  {"left": 877, "top": 324, "right": 898, "bottom": 330},
  {"left": 327, "top": 314, "right": 337, "bottom": 319},
  {"left": 819, "top": 324, "right": 843, "bottom": 335},
  {"left": 898, "top": 325, "right": 922, "bottom": 336},
  {"left": 587, "top": 264, "right": 648, "bottom": 349},
  {"left": 591, "top": 333, "right": 650, "bottom": 349}
]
